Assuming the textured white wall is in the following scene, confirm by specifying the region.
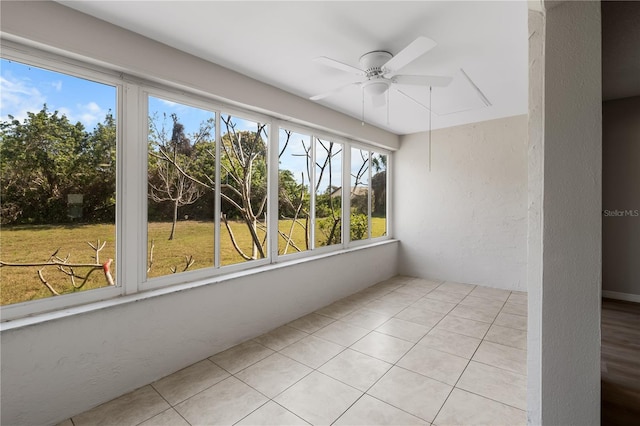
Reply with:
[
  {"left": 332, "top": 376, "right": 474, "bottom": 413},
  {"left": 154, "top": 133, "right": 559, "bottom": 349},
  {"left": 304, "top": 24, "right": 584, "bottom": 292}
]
[
  {"left": 536, "top": 1, "right": 602, "bottom": 424},
  {"left": 526, "top": 8, "right": 544, "bottom": 424},
  {"left": 602, "top": 96, "right": 640, "bottom": 299},
  {"left": 394, "top": 115, "right": 528, "bottom": 290},
  {"left": 0, "top": 243, "right": 399, "bottom": 426}
]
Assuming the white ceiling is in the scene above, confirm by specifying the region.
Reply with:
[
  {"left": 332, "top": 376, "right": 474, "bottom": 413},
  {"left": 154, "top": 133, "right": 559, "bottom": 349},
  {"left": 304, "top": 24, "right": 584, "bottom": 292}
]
[{"left": 58, "top": 1, "right": 529, "bottom": 135}]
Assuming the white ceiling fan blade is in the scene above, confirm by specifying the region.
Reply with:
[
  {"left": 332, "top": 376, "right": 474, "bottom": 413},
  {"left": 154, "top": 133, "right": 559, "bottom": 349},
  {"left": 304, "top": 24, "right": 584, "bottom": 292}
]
[
  {"left": 314, "top": 56, "right": 365, "bottom": 76},
  {"left": 393, "top": 74, "right": 453, "bottom": 87},
  {"left": 310, "top": 82, "right": 361, "bottom": 101},
  {"left": 371, "top": 93, "right": 386, "bottom": 108},
  {"left": 382, "top": 36, "right": 437, "bottom": 73}
]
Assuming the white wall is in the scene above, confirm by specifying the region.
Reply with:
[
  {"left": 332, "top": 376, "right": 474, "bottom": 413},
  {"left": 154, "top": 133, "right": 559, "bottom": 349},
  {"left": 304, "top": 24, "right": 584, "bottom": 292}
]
[
  {"left": 529, "top": 1, "right": 602, "bottom": 424},
  {"left": 602, "top": 96, "right": 640, "bottom": 300},
  {"left": 0, "top": 242, "right": 398, "bottom": 426},
  {"left": 394, "top": 115, "right": 528, "bottom": 290}
]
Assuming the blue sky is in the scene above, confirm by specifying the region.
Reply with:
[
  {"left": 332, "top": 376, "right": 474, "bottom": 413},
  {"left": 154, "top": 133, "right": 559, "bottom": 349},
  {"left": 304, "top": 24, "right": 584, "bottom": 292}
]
[
  {"left": 1, "top": 58, "right": 378, "bottom": 188},
  {"left": 0, "top": 58, "right": 116, "bottom": 129}
]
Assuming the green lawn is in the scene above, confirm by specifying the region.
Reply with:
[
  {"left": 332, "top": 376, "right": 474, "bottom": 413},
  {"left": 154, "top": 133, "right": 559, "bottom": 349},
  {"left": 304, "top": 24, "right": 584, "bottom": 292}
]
[{"left": 1, "top": 217, "right": 386, "bottom": 305}]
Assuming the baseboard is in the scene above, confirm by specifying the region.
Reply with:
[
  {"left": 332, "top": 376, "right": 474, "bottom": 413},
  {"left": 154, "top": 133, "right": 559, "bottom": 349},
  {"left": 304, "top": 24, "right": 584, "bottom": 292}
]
[{"left": 602, "top": 290, "right": 640, "bottom": 303}]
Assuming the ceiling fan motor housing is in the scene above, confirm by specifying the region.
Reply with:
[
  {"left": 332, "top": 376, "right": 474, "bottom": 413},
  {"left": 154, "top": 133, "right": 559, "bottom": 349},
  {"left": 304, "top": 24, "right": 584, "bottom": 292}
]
[{"left": 359, "top": 51, "right": 393, "bottom": 77}]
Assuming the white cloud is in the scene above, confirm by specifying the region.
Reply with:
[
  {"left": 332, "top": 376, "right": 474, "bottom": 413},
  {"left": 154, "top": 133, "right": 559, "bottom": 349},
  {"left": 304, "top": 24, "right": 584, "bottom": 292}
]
[
  {"left": 0, "top": 74, "right": 46, "bottom": 122},
  {"left": 67, "top": 102, "right": 108, "bottom": 127},
  {"left": 51, "top": 80, "right": 63, "bottom": 92}
]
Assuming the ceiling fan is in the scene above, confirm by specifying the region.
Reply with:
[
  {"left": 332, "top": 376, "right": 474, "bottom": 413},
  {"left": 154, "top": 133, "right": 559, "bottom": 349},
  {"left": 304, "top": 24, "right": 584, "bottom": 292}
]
[{"left": 310, "top": 36, "right": 452, "bottom": 109}]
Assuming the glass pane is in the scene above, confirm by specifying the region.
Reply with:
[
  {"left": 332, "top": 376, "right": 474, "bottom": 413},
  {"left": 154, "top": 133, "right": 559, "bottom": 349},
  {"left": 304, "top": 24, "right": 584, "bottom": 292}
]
[
  {"left": 147, "top": 96, "right": 215, "bottom": 278},
  {"left": 220, "top": 115, "right": 268, "bottom": 265},
  {"left": 350, "top": 147, "right": 370, "bottom": 241},
  {"left": 278, "top": 129, "right": 310, "bottom": 255},
  {"left": 315, "top": 138, "right": 342, "bottom": 247},
  {"left": 0, "top": 59, "right": 117, "bottom": 305},
  {"left": 371, "top": 152, "right": 387, "bottom": 238}
]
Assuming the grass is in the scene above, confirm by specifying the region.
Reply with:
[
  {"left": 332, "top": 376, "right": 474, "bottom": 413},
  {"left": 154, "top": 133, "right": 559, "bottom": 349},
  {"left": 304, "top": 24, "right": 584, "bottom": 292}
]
[{"left": 1, "top": 217, "right": 386, "bottom": 305}]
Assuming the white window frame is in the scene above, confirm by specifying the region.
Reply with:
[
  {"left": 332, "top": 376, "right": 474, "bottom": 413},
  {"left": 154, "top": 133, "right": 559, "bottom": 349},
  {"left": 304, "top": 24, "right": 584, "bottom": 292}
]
[
  {"left": 0, "top": 42, "right": 125, "bottom": 320},
  {"left": 0, "top": 40, "right": 392, "bottom": 322}
]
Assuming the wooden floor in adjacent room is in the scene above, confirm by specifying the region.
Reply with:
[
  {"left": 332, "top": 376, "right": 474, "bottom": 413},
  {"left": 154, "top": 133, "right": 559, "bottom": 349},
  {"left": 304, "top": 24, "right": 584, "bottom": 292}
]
[{"left": 601, "top": 298, "right": 640, "bottom": 426}]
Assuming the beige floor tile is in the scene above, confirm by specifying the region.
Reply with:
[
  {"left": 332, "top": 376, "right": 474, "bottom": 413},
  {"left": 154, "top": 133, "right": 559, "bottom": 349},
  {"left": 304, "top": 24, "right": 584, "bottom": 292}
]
[
  {"left": 318, "top": 348, "right": 392, "bottom": 391},
  {"left": 72, "top": 385, "right": 169, "bottom": 426},
  {"left": 397, "top": 345, "right": 468, "bottom": 385},
  {"left": 364, "top": 299, "right": 409, "bottom": 316},
  {"left": 313, "top": 320, "right": 370, "bottom": 346},
  {"left": 341, "top": 308, "right": 392, "bottom": 330},
  {"left": 351, "top": 331, "right": 414, "bottom": 363},
  {"left": 369, "top": 277, "right": 408, "bottom": 292},
  {"left": 448, "top": 304, "right": 500, "bottom": 323},
  {"left": 459, "top": 295, "right": 506, "bottom": 310},
  {"left": 138, "top": 408, "right": 190, "bottom": 426},
  {"left": 253, "top": 325, "right": 308, "bottom": 351},
  {"left": 437, "top": 281, "right": 476, "bottom": 295},
  {"left": 279, "top": 335, "right": 344, "bottom": 368},
  {"left": 315, "top": 300, "right": 358, "bottom": 319},
  {"left": 275, "top": 371, "right": 362, "bottom": 425},
  {"left": 494, "top": 312, "right": 528, "bottom": 331},
  {"left": 468, "top": 286, "right": 511, "bottom": 302},
  {"left": 424, "top": 289, "right": 466, "bottom": 304},
  {"left": 395, "top": 306, "right": 446, "bottom": 327},
  {"left": 55, "top": 420, "right": 74, "bottom": 426},
  {"left": 508, "top": 292, "right": 528, "bottom": 305},
  {"left": 236, "top": 401, "right": 309, "bottom": 425},
  {"left": 379, "top": 290, "right": 423, "bottom": 305},
  {"left": 394, "top": 282, "right": 438, "bottom": 297},
  {"left": 235, "top": 353, "right": 312, "bottom": 398},
  {"left": 342, "top": 292, "right": 379, "bottom": 306},
  {"left": 334, "top": 394, "right": 428, "bottom": 425},
  {"left": 376, "top": 317, "right": 431, "bottom": 343},
  {"left": 368, "top": 366, "right": 452, "bottom": 423},
  {"left": 209, "top": 340, "right": 274, "bottom": 374},
  {"left": 287, "top": 313, "right": 335, "bottom": 333},
  {"left": 418, "top": 328, "right": 481, "bottom": 359},
  {"left": 485, "top": 324, "right": 527, "bottom": 350},
  {"left": 457, "top": 361, "right": 526, "bottom": 410},
  {"left": 501, "top": 301, "right": 528, "bottom": 316},
  {"left": 152, "top": 359, "right": 229, "bottom": 405},
  {"left": 434, "top": 315, "right": 490, "bottom": 339},
  {"left": 472, "top": 341, "right": 527, "bottom": 375},
  {"left": 411, "top": 297, "right": 457, "bottom": 314},
  {"left": 175, "top": 376, "right": 268, "bottom": 425},
  {"left": 433, "top": 388, "right": 526, "bottom": 426}
]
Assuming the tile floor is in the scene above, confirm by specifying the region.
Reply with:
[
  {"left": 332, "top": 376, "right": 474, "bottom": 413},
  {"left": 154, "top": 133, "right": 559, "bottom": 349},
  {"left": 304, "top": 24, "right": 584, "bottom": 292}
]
[{"left": 59, "top": 276, "right": 528, "bottom": 426}]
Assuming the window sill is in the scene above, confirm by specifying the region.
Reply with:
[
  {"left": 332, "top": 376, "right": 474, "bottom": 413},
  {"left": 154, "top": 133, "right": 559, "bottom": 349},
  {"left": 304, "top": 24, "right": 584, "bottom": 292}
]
[{"left": 0, "top": 239, "right": 398, "bottom": 332}]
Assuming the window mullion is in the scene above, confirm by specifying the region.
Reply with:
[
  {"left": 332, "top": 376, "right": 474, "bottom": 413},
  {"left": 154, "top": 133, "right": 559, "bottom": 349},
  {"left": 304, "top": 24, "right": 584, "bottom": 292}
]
[
  {"left": 122, "top": 83, "right": 145, "bottom": 294},
  {"left": 368, "top": 151, "right": 373, "bottom": 240},
  {"left": 214, "top": 113, "right": 221, "bottom": 268},
  {"left": 268, "top": 122, "right": 279, "bottom": 261},
  {"left": 310, "top": 137, "right": 317, "bottom": 249},
  {"left": 343, "top": 144, "right": 351, "bottom": 247}
]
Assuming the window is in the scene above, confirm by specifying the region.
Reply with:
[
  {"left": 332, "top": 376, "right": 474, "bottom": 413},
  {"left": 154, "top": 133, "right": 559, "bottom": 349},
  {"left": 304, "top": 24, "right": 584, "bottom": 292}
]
[
  {"left": 1, "top": 43, "right": 391, "bottom": 321},
  {"left": 315, "top": 138, "right": 343, "bottom": 247},
  {"left": 219, "top": 115, "right": 269, "bottom": 266},
  {"left": 147, "top": 95, "right": 215, "bottom": 279},
  {"left": 278, "top": 129, "right": 311, "bottom": 255},
  {"left": 350, "top": 147, "right": 388, "bottom": 242},
  {"left": 0, "top": 57, "right": 118, "bottom": 306}
]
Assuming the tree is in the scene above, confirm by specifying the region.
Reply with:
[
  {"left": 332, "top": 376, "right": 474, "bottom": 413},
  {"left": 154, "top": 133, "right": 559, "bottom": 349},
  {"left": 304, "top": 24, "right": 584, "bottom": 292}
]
[
  {"left": 0, "top": 105, "right": 116, "bottom": 225},
  {"left": 148, "top": 113, "right": 210, "bottom": 240}
]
